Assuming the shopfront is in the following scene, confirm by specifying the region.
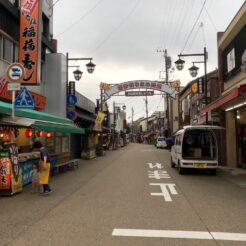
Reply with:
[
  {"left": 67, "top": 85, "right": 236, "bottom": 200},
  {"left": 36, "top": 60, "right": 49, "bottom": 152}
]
[{"left": 0, "top": 101, "right": 85, "bottom": 194}]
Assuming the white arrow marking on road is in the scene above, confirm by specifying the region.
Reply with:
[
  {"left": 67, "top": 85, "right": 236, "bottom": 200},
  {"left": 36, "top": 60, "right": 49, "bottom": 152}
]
[
  {"left": 112, "top": 229, "right": 246, "bottom": 241},
  {"left": 150, "top": 183, "right": 177, "bottom": 202}
]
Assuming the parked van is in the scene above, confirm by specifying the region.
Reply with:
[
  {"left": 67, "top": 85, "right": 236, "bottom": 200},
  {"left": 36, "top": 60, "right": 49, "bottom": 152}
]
[
  {"left": 155, "top": 136, "right": 167, "bottom": 148},
  {"left": 170, "top": 125, "right": 223, "bottom": 175}
]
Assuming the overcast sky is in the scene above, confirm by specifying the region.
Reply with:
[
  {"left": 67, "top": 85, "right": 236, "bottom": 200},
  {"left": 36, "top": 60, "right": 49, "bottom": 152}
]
[{"left": 53, "top": 0, "right": 245, "bottom": 121}]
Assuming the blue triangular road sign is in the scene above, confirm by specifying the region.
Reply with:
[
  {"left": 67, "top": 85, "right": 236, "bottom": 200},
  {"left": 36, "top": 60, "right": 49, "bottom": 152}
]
[{"left": 15, "top": 86, "right": 34, "bottom": 109}]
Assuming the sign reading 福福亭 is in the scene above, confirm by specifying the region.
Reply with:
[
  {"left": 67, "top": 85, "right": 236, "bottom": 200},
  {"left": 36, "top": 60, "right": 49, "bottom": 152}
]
[
  {"left": 15, "top": 86, "right": 34, "bottom": 109},
  {"left": 19, "top": 0, "right": 40, "bottom": 85}
]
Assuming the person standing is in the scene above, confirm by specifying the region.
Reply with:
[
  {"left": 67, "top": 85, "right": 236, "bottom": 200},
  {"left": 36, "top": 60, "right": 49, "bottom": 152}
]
[
  {"left": 30, "top": 162, "right": 40, "bottom": 193},
  {"left": 33, "top": 141, "right": 52, "bottom": 195}
]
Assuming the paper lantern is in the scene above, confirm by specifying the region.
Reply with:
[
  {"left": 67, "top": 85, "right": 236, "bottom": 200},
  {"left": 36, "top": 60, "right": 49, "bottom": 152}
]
[
  {"left": 44, "top": 132, "right": 52, "bottom": 138},
  {"left": 35, "top": 131, "right": 43, "bottom": 137},
  {"left": 25, "top": 129, "right": 32, "bottom": 138}
]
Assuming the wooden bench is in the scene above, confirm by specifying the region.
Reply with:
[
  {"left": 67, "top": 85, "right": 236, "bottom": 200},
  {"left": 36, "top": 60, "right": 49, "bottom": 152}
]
[{"left": 52, "top": 159, "right": 80, "bottom": 175}]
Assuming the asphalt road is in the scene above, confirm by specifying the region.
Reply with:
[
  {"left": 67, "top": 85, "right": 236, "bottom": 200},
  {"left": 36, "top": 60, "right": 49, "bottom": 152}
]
[{"left": 0, "top": 143, "right": 246, "bottom": 246}]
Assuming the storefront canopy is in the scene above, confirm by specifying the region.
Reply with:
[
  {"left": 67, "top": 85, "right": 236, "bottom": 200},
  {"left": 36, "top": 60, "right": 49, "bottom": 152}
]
[{"left": 0, "top": 101, "right": 85, "bottom": 134}]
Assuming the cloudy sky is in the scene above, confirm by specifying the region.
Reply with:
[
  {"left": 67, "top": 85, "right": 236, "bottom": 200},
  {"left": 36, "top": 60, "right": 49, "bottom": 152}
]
[{"left": 53, "top": 0, "right": 245, "bottom": 121}]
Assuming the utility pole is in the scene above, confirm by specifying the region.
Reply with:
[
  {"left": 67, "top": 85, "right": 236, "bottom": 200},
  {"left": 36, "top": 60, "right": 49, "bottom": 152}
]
[
  {"left": 145, "top": 92, "right": 149, "bottom": 131},
  {"left": 131, "top": 107, "right": 134, "bottom": 135},
  {"left": 164, "top": 49, "right": 170, "bottom": 137}
]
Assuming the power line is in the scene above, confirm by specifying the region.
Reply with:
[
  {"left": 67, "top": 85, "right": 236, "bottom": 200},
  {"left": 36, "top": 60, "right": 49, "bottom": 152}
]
[
  {"left": 181, "top": 0, "right": 207, "bottom": 53},
  {"left": 91, "top": 0, "right": 141, "bottom": 53},
  {"left": 56, "top": 0, "right": 105, "bottom": 37}
]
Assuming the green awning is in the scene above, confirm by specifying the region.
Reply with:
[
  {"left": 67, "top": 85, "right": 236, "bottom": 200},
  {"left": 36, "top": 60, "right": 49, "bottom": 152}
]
[
  {"left": 0, "top": 101, "right": 70, "bottom": 124},
  {"left": 0, "top": 101, "right": 85, "bottom": 134},
  {"left": 33, "top": 122, "right": 85, "bottom": 134}
]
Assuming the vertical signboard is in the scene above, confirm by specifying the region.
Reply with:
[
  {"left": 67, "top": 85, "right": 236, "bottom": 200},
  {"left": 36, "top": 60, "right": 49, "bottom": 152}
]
[
  {"left": 19, "top": 0, "right": 40, "bottom": 85},
  {"left": 0, "top": 151, "right": 11, "bottom": 190}
]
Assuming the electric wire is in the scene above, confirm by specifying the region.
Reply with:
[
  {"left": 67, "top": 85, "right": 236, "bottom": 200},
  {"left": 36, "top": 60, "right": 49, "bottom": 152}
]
[
  {"left": 181, "top": 0, "right": 207, "bottom": 53},
  {"left": 91, "top": 0, "right": 141, "bottom": 54},
  {"left": 56, "top": 0, "right": 105, "bottom": 37}
]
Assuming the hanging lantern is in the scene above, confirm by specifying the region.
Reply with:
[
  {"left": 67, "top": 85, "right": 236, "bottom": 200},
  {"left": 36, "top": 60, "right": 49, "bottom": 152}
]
[
  {"left": 44, "top": 132, "right": 52, "bottom": 138},
  {"left": 25, "top": 129, "right": 32, "bottom": 138},
  {"left": 35, "top": 131, "right": 43, "bottom": 137}
]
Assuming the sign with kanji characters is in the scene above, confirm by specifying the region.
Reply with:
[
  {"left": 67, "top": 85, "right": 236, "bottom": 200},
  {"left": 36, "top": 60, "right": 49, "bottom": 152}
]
[
  {"left": 15, "top": 86, "right": 34, "bottom": 109},
  {"left": 19, "top": 0, "right": 40, "bottom": 85},
  {"left": 0, "top": 152, "right": 11, "bottom": 190},
  {"left": 103, "top": 80, "right": 178, "bottom": 101}
]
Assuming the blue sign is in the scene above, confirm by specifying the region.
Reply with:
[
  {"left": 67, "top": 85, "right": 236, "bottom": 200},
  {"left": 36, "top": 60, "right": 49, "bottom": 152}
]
[
  {"left": 67, "top": 110, "right": 77, "bottom": 120},
  {"left": 67, "top": 95, "right": 77, "bottom": 106},
  {"left": 15, "top": 86, "right": 34, "bottom": 109}
]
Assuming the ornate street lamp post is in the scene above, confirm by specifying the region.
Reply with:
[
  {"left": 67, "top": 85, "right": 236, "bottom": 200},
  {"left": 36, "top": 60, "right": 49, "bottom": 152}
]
[{"left": 175, "top": 47, "right": 208, "bottom": 124}]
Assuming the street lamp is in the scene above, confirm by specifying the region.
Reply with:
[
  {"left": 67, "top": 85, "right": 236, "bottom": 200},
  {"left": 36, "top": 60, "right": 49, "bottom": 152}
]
[
  {"left": 112, "top": 102, "right": 126, "bottom": 150},
  {"left": 175, "top": 47, "right": 208, "bottom": 124},
  {"left": 66, "top": 53, "right": 96, "bottom": 118}
]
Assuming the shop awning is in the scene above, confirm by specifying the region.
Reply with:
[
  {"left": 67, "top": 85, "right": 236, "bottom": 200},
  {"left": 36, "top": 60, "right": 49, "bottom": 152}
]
[
  {"left": 0, "top": 101, "right": 85, "bottom": 134},
  {"left": 33, "top": 121, "right": 85, "bottom": 134},
  {"left": 199, "top": 84, "right": 246, "bottom": 116}
]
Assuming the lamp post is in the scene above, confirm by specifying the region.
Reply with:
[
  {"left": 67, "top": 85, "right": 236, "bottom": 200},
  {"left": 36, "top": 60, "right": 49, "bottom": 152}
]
[
  {"left": 112, "top": 102, "right": 126, "bottom": 150},
  {"left": 174, "top": 47, "right": 208, "bottom": 124},
  {"left": 66, "top": 52, "right": 96, "bottom": 116}
]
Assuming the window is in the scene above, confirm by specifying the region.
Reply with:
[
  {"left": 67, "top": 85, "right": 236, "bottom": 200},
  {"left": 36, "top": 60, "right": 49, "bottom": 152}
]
[
  {"left": 3, "top": 37, "right": 12, "bottom": 62},
  {"left": 0, "top": 34, "right": 18, "bottom": 63}
]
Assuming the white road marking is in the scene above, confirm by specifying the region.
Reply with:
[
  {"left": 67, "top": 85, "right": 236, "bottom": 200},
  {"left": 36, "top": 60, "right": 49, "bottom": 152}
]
[
  {"left": 150, "top": 183, "right": 178, "bottom": 202},
  {"left": 112, "top": 229, "right": 246, "bottom": 241},
  {"left": 146, "top": 163, "right": 163, "bottom": 169},
  {"left": 148, "top": 170, "right": 170, "bottom": 179}
]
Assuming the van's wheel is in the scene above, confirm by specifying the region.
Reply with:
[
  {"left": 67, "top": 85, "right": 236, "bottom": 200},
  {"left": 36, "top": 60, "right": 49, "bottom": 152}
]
[
  {"left": 178, "top": 162, "right": 184, "bottom": 175},
  {"left": 210, "top": 169, "right": 217, "bottom": 175},
  {"left": 171, "top": 158, "right": 175, "bottom": 168}
]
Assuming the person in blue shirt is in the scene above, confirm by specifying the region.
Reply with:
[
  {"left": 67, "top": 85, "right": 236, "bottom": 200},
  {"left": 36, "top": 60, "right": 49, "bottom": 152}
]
[{"left": 33, "top": 141, "right": 52, "bottom": 195}]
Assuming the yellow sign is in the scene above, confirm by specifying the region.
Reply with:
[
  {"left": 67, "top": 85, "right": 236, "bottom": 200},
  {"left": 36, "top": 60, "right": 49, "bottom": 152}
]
[
  {"left": 95, "top": 112, "right": 105, "bottom": 123},
  {"left": 191, "top": 82, "right": 198, "bottom": 94},
  {"left": 100, "top": 82, "right": 110, "bottom": 91},
  {"left": 170, "top": 80, "right": 181, "bottom": 89}
]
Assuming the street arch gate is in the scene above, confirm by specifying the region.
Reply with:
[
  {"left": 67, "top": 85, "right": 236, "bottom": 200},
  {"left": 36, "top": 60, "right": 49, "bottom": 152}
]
[{"left": 102, "top": 80, "right": 179, "bottom": 101}]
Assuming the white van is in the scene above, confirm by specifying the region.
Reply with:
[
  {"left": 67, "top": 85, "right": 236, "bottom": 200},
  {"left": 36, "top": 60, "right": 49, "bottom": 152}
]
[{"left": 170, "top": 125, "right": 223, "bottom": 175}]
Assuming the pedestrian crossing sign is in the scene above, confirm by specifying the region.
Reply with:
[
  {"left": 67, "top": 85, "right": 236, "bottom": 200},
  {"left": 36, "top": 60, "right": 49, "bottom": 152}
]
[{"left": 14, "top": 86, "right": 34, "bottom": 109}]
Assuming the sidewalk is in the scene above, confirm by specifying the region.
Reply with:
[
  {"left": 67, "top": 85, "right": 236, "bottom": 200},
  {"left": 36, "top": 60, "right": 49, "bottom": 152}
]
[{"left": 218, "top": 166, "right": 246, "bottom": 188}]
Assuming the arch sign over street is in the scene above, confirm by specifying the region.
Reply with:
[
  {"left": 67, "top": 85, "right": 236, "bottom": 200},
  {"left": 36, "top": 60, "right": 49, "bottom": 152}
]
[{"left": 102, "top": 80, "right": 179, "bottom": 101}]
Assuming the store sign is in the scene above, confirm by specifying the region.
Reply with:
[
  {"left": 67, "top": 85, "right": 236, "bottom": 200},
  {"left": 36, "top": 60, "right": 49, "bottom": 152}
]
[
  {"left": 19, "top": 0, "right": 40, "bottom": 85},
  {"left": 8, "top": 144, "right": 22, "bottom": 194},
  {"left": 125, "top": 91, "right": 154, "bottom": 97},
  {"left": 191, "top": 82, "right": 198, "bottom": 94},
  {"left": 68, "top": 81, "right": 75, "bottom": 96},
  {"left": 0, "top": 77, "right": 7, "bottom": 94},
  {"left": 0, "top": 151, "right": 11, "bottom": 190},
  {"left": 103, "top": 80, "right": 178, "bottom": 100}
]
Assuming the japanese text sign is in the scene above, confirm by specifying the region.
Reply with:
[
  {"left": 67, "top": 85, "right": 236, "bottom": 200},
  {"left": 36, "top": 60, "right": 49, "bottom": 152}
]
[{"left": 19, "top": 0, "right": 39, "bottom": 85}]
